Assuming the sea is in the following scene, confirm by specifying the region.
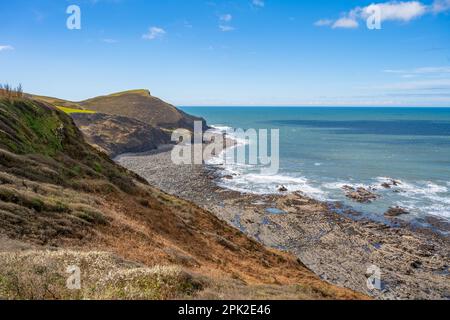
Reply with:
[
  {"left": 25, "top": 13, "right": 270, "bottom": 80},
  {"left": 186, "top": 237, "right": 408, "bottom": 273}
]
[{"left": 181, "top": 107, "right": 450, "bottom": 223}]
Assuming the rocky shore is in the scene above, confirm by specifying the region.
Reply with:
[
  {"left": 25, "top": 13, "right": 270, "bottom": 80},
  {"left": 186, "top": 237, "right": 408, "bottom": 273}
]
[{"left": 116, "top": 147, "right": 450, "bottom": 300}]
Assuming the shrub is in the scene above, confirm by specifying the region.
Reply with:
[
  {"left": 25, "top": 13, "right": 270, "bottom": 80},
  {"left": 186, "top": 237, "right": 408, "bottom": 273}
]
[
  {"left": 0, "top": 84, "right": 23, "bottom": 99},
  {"left": 0, "top": 251, "right": 203, "bottom": 300}
]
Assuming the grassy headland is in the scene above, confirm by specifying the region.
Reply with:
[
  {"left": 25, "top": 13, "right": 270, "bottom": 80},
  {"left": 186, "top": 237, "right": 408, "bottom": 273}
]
[
  {"left": 56, "top": 106, "right": 96, "bottom": 115},
  {"left": 0, "top": 96, "right": 366, "bottom": 300}
]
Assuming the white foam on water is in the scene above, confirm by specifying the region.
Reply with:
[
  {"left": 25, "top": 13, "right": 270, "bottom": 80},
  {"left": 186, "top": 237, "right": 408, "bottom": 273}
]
[
  {"left": 375, "top": 177, "right": 450, "bottom": 219},
  {"left": 209, "top": 125, "right": 233, "bottom": 132},
  {"left": 207, "top": 126, "right": 328, "bottom": 199},
  {"left": 317, "top": 177, "right": 450, "bottom": 219},
  {"left": 423, "top": 205, "right": 450, "bottom": 217},
  {"left": 322, "top": 181, "right": 372, "bottom": 190},
  {"left": 206, "top": 124, "right": 253, "bottom": 166},
  {"left": 322, "top": 182, "right": 346, "bottom": 190},
  {"left": 399, "top": 181, "right": 447, "bottom": 197},
  {"left": 207, "top": 124, "right": 450, "bottom": 220},
  {"left": 375, "top": 176, "right": 400, "bottom": 184},
  {"left": 209, "top": 125, "right": 251, "bottom": 147},
  {"left": 216, "top": 172, "right": 328, "bottom": 200},
  {"left": 374, "top": 177, "right": 448, "bottom": 197}
]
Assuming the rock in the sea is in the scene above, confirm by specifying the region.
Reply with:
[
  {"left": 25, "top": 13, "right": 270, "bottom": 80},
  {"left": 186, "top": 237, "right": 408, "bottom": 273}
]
[
  {"left": 278, "top": 185, "right": 288, "bottom": 192},
  {"left": 344, "top": 187, "right": 379, "bottom": 203},
  {"left": 381, "top": 179, "right": 402, "bottom": 189},
  {"left": 223, "top": 175, "right": 234, "bottom": 180},
  {"left": 385, "top": 206, "right": 409, "bottom": 217}
]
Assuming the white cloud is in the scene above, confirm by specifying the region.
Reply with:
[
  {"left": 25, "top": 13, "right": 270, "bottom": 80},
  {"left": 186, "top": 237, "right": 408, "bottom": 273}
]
[
  {"left": 218, "top": 14, "right": 234, "bottom": 32},
  {"left": 318, "top": 1, "right": 450, "bottom": 29},
  {"left": 252, "top": 0, "right": 265, "bottom": 8},
  {"left": 376, "top": 79, "right": 450, "bottom": 91},
  {"left": 0, "top": 45, "right": 14, "bottom": 52},
  {"left": 142, "top": 27, "right": 166, "bottom": 40},
  {"left": 432, "top": 0, "right": 450, "bottom": 13},
  {"left": 401, "top": 74, "right": 417, "bottom": 78},
  {"left": 361, "top": 1, "right": 427, "bottom": 22},
  {"left": 384, "top": 66, "right": 450, "bottom": 74},
  {"left": 314, "top": 19, "right": 333, "bottom": 27},
  {"left": 332, "top": 17, "right": 359, "bottom": 29},
  {"left": 220, "top": 14, "right": 232, "bottom": 22},
  {"left": 102, "top": 39, "right": 118, "bottom": 44},
  {"left": 219, "top": 25, "right": 235, "bottom": 32}
]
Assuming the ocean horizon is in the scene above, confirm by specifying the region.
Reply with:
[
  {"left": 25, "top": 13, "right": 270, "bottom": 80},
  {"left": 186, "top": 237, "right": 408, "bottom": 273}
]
[{"left": 181, "top": 106, "right": 450, "bottom": 223}]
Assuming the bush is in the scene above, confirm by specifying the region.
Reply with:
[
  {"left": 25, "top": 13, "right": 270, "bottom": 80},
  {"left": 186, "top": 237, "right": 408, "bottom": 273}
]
[
  {"left": 0, "top": 84, "right": 23, "bottom": 99},
  {"left": 0, "top": 251, "right": 203, "bottom": 300}
]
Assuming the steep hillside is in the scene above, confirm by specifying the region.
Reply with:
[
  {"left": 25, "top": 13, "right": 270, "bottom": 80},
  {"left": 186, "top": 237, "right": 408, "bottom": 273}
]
[
  {"left": 30, "top": 94, "right": 84, "bottom": 111},
  {"left": 33, "top": 90, "right": 206, "bottom": 132},
  {"left": 31, "top": 90, "right": 205, "bottom": 156},
  {"left": 71, "top": 113, "right": 171, "bottom": 157},
  {"left": 0, "top": 97, "right": 366, "bottom": 300},
  {"left": 79, "top": 90, "right": 207, "bottom": 131}
]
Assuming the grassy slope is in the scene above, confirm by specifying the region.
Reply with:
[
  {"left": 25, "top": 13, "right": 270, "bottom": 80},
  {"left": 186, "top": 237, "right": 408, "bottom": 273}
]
[
  {"left": 30, "top": 95, "right": 84, "bottom": 110},
  {"left": 0, "top": 98, "right": 367, "bottom": 300},
  {"left": 80, "top": 90, "right": 205, "bottom": 130},
  {"left": 56, "top": 106, "right": 96, "bottom": 114},
  {"left": 32, "top": 89, "right": 206, "bottom": 131}
]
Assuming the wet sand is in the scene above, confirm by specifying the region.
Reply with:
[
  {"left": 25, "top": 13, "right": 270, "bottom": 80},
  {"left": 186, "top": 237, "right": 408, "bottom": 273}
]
[{"left": 116, "top": 146, "right": 450, "bottom": 300}]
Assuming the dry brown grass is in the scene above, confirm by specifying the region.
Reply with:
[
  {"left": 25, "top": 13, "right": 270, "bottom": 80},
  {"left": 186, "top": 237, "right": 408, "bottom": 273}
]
[
  {"left": 0, "top": 250, "right": 203, "bottom": 300},
  {"left": 0, "top": 98, "right": 368, "bottom": 300},
  {"left": 0, "top": 84, "right": 23, "bottom": 99},
  {"left": 0, "top": 248, "right": 367, "bottom": 300}
]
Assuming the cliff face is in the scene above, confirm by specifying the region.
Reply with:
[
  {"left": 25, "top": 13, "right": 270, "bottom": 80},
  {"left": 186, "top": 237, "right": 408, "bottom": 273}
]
[
  {"left": 0, "top": 97, "right": 366, "bottom": 300},
  {"left": 32, "top": 89, "right": 206, "bottom": 157},
  {"left": 71, "top": 113, "right": 172, "bottom": 158}
]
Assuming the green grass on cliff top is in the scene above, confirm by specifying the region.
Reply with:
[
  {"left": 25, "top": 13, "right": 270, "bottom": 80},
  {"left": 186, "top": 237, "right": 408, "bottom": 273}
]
[{"left": 56, "top": 106, "right": 96, "bottom": 114}]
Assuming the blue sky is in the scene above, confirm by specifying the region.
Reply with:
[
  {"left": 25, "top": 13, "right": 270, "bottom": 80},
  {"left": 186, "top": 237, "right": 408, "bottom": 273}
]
[{"left": 1, "top": 0, "right": 449, "bottom": 106}]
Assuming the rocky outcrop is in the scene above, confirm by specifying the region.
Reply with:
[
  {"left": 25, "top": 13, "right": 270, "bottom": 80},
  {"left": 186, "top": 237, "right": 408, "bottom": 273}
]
[
  {"left": 343, "top": 186, "right": 379, "bottom": 203},
  {"left": 385, "top": 206, "right": 409, "bottom": 217},
  {"left": 381, "top": 179, "right": 402, "bottom": 189},
  {"left": 71, "top": 113, "right": 172, "bottom": 157}
]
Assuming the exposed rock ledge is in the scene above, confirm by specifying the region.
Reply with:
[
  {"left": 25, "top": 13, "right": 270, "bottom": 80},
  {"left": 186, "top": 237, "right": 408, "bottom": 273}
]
[
  {"left": 72, "top": 113, "right": 172, "bottom": 158},
  {"left": 342, "top": 186, "right": 379, "bottom": 203}
]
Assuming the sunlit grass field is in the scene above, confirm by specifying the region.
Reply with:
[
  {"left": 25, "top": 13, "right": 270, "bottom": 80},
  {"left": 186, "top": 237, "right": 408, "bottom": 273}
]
[{"left": 57, "top": 106, "right": 96, "bottom": 114}]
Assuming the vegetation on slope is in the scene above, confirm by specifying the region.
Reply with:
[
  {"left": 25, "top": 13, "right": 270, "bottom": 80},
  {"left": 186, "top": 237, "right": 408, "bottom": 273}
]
[
  {"left": 56, "top": 106, "right": 96, "bottom": 115},
  {"left": 31, "top": 89, "right": 203, "bottom": 156},
  {"left": 30, "top": 95, "right": 84, "bottom": 111},
  {"left": 70, "top": 113, "right": 171, "bottom": 157},
  {"left": 33, "top": 89, "right": 207, "bottom": 131},
  {"left": 0, "top": 97, "right": 366, "bottom": 300},
  {"left": 0, "top": 84, "right": 24, "bottom": 99},
  {"left": 0, "top": 251, "right": 201, "bottom": 300}
]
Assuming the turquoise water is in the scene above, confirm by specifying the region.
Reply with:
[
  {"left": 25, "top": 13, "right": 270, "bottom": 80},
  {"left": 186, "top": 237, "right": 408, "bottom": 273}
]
[{"left": 181, "top": 107, "right": 450, "bottom": 222}]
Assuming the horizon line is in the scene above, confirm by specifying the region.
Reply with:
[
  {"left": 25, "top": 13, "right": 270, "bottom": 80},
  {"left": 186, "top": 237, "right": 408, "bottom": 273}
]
[{"left": 179, "top": 105, "right": 450, "bottom": 108}]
